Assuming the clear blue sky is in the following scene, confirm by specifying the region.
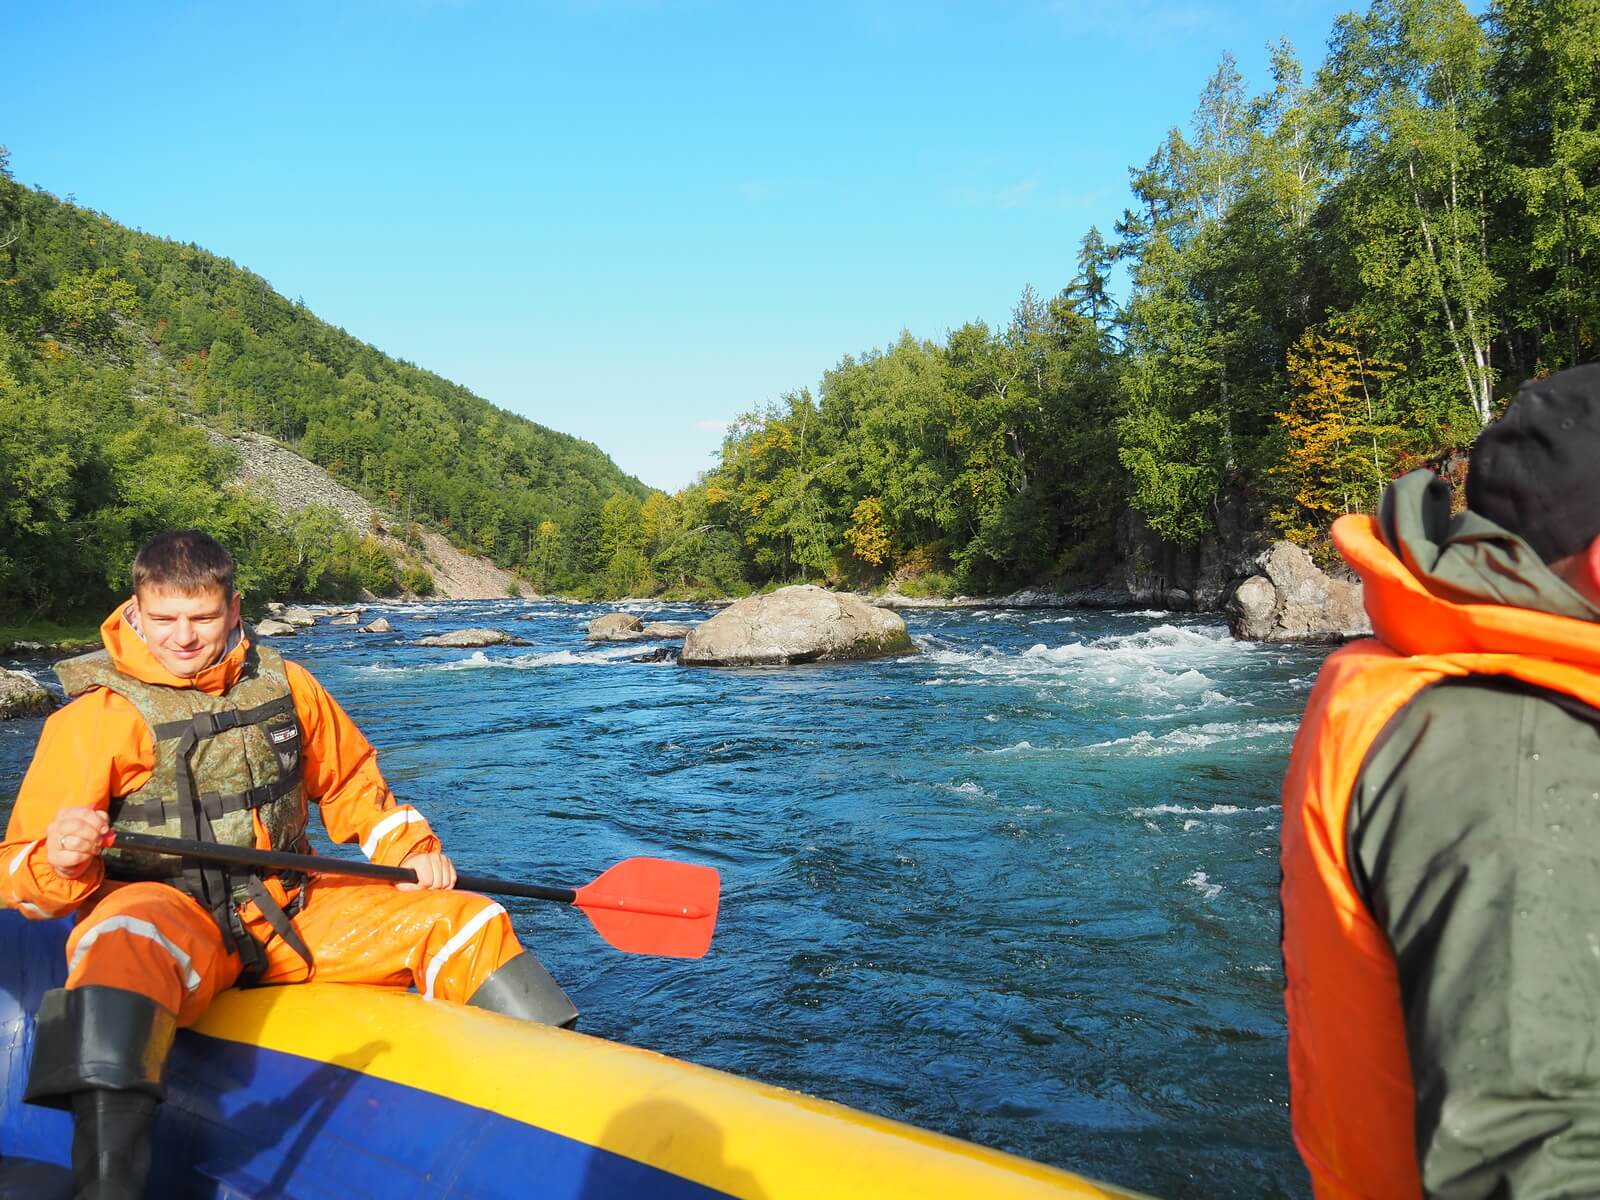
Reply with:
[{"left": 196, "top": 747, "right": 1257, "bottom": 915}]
[{"left": 9, "top": 0, "right": 1358, "bottom": 491}]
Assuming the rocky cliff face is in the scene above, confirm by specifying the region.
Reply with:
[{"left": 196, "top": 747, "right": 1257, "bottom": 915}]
[{"left": 210, "top": 431, "right": 521, "bottom": 600}]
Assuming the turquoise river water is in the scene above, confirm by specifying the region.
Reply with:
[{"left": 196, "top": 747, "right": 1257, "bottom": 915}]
[{"left": 0, "top": 600, "right": 1330, "bottom": 1197}]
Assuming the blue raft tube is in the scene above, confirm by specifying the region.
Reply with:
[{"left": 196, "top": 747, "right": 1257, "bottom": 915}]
[{"left": 0, "top": 911, "right": 1143, "bottom": 1198}]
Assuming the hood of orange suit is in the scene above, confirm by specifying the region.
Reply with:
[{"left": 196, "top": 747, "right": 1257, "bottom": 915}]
[
  {"left": 1335, "top": 470, "right": 1600, "bottom": 665},
  {"left": 99, "top": 601, "right": 251, "bottom": 694}
]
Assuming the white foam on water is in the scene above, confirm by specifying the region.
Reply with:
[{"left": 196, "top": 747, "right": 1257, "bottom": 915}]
[
  {"left": 1183, "top": 819, "right": 1203, "bottom": 832},
  {"left": 357, "top": 644, "right": 643, "bottom": 674},
  {"left": 1185, "top": 871, "right": 1223, "bottom": 899},
  {"left": 939, "top": 780, "right": 995, "bottom": 800},
  {"left": 982, "top": 740, "right": 1035, "bottom": 755},
  {"left": 1087, "top": 719, "right": 1298, "bottom": 756},
  {"left": 1132, "top": 802, "right": 1281, "bottom": 816}
]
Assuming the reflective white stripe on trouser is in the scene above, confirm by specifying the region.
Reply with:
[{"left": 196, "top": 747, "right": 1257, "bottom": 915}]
[
  {"left": 361, "top": 808, "right": 426, "bottom": 859},
  {"left": 422, "top": 903, "right": 507, "bottom": 1000},
  {"left": 70, "top": 916, "right": 204, "bottom": 994}
]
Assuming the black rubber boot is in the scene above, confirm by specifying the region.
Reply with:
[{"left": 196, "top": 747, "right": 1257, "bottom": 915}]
[
  {"left": 23, "top": 987, "right": 175, "bottom": 1200},
  {"left": 24, "top": 987, "right": 175, "bottom": 1108},
  {"left": 68, "top": 1089, "right": 157, "bottom": 1200},
  {"left": 466, "top": 952, "right": 580, "bottom": 1028}
]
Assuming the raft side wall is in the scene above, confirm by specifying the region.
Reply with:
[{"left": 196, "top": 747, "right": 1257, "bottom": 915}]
[{"left": 0, "top": 912, "right": 1142, "bottom": 1199}]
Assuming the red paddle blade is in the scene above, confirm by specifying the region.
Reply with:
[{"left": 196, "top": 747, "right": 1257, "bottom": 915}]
[{"left": 572, "top": 857, "right": 720, "bottom": 959}]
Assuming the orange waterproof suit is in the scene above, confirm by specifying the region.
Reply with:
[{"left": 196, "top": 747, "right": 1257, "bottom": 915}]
[
  {"left": 1281, "top": 515, "right": 1600, "bottom": 1197},
  {"left": 0, "top": 604, "right": 523, "bottom": 1026}
]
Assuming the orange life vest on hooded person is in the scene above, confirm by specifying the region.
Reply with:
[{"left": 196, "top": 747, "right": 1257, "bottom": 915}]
[{"left": 1280, "top": 513, "right": 1600, "bottom": 1198}]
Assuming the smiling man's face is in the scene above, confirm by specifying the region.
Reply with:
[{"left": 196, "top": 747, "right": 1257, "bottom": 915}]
[{"left": 132, "top": 583, "right": 240, "bottom": 678}]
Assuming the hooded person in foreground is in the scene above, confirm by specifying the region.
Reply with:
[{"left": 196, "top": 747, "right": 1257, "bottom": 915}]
[
  {"left": 1, "top": 530, "right": 577, "bottom": 1200},
  {"left": 1281, "top": 362, "right": 1600, "bottom": 1198}
]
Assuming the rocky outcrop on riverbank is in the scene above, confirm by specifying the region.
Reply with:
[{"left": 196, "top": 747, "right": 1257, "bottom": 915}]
[
  {"left": 871, "top": 493, "right": 1372, "bottom": 642},
  {"left": 682, "top": 585, "right": 915, "bottom": 667},
  {"left": 0, "top": 669, "right": 55, "bottom": 720},
  {"left": 1226, "top": 542, "right": 1371, "bottom": 643},
  {"left": 254, "top": 619, "right": 298, "bottom": 637}
]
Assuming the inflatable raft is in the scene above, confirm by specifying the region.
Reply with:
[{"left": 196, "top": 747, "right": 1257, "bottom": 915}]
[{"left": 0, "top": 912, "right": 1137, "bottom": 1198}]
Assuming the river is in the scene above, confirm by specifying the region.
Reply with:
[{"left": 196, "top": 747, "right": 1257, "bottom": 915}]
[{"left": 0, "top": 600, "right": 1328, "bottom": 1197}]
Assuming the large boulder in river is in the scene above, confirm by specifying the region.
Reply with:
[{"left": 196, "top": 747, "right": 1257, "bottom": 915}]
[
  {"left": 280, "top": 606, "right": 316, "bottom": 628},
  {"left": 1227, "top": 541, "right": 1371, "bottom": 643},
  {"left": 587, "top": 614, "right": 644, "bottom": 641},
  {"left": 681, "top": 585, "right": 915, "bottom": 667},
  {"left": 0, "top": 668, "right": 54, "bottom": 720},
  {"left": 415, "top": 628, "right": 529, "bottom": 648},
  {"left": 360, "top": 617, "right": 394, "bottom": 634},
  {"left": 253, "top": 619, "right": 297, "bottom": 637}
]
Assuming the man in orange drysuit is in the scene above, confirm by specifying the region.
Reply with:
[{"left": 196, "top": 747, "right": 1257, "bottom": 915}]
[{"left": 2, "top": 529, "right": 577, "bottom": 1200}]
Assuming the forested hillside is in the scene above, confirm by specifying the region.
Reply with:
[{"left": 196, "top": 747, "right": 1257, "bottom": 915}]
[
  {"left": 664, "top": 0, "right": 1598, "bottom": 594},
  {"left": 0, "top": 156, "right": 649, "bottom": 619}
]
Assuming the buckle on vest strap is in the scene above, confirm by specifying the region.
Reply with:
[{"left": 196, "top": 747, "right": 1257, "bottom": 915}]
[{"left": 192, "top": 711, "right": 242, "bottom": 738}]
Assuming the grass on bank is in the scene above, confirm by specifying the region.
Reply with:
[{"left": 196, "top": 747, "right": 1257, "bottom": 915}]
[{"left": 0, "top": 614, "right": 104, "bottom": 653}]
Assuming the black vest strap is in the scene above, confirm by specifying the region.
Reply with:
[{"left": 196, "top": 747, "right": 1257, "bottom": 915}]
[
  {"left": 241, "top": 876, "right": 315, "bottom": 979},
  {"left": 150, "top": 695, "right": 296, "bottom": 743},
  {"left": 111, "top": 773, "right": 300, "bottom": 828}
]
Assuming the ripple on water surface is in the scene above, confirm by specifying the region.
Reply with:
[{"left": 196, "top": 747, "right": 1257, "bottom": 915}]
[{"left": 0, "top": 601, "right": 1327, "bottom": 1197}]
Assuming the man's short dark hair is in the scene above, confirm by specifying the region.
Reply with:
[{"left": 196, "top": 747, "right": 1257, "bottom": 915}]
[
  {"left": 132, "top": 530, "right": 236, "bottom": 598},
  {"left": 1467, "top": 362, "right": 1600, "bottom": 564}
]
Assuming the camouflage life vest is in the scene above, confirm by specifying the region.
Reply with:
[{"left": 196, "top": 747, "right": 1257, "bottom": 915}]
[{"left": 56, "top": 638, "right": 313, "bottom": 976}]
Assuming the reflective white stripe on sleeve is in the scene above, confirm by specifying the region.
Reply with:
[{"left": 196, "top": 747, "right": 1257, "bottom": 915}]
[
  {"left": 17, "top": 902, "right": 50, "bottom": 919},
  {"left": 422, "top": 903, "right": 507, "bottom": 1000},
  {"left": 360, "top": 808, "right": 426, "bottom": 860},
  {"left": 69, "top": 916, "right": 204, "bottom": 993},
  {"left": 8, "top": 840, "right": 42, "bottom": 876}
]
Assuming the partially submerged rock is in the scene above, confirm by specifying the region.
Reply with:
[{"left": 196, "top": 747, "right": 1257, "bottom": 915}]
[
  {"left": 329, "top": 614, "right": 360, "bottom": 626},
  {"left": 360, "top": 617, "right": 395, "bottom": 634},
  {"left": 280, "top": 606, "right": 316, "bottom": 628},
  {"left": 587, "top": 614, "right": 644, "bottom": 641},
  {"left": 586, "top": 614, "right": 697, "bottom": 642},
  {"left": 415, "top": 628, "right": 529, "bottom": 648},
  {"left": 1227, "top": 541, "right": 1371, "bottom": 643},
  {"left": 641, "top": 622, "right": 694, "bottom": 639},
  {"left": 0, "top": 669, "right": 54, "bottom": 720},
  {"left": 254, "top": 619, "right": 298, "bottom": 637},
  {"left": 632, "top": 645, "right": 681, "bottom": 664},
  {"left": 681, "top": 585, "right": 916, "bottom": 667}
]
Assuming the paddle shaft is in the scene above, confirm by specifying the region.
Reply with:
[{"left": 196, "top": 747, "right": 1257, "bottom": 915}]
[{"left": 108, "top": 831, "right": 577, "bottom": 904}]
